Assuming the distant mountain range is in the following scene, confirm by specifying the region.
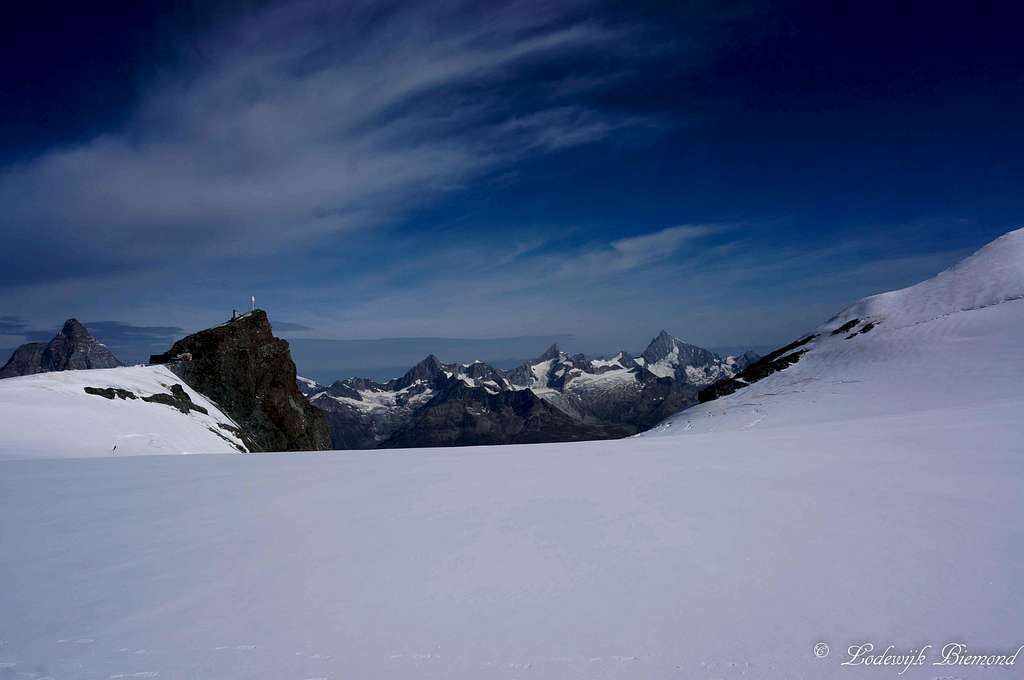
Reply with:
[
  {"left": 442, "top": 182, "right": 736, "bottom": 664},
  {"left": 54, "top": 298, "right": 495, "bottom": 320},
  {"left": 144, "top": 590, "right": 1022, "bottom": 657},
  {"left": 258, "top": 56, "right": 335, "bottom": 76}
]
[
  {"left": 0, "top": 316, "right": 756, "bottom": 451},
  {"left": 4, "top": 229, "right": 1022, "bottom": 458},
  {"left": 298, "top": 332, "right": 759, "bottom": 449}
]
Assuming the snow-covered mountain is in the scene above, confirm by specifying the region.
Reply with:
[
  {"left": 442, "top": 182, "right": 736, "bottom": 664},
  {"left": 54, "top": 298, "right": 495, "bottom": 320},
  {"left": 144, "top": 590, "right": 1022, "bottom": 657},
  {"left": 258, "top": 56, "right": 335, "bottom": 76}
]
[
  {"left": 637, "top": 330, "right": 758, "bottom": 384},
  {"left": 652, "top": 226, "right": 1024, "bottom": 435},
  {"left": 0, "top": 318, "right": 122, "bottom": 378},
  {"left": 301, "top": 334, "right": 755, "bottom": 448},
  {"left": 300, "top": 353, "right": 628, "bottom": 449}
]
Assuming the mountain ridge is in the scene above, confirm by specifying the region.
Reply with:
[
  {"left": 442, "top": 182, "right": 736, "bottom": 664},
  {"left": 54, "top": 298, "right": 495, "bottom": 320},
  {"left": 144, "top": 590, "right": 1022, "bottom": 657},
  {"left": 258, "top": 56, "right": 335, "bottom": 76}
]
[{"left": 301, "top": 332, "right": 758, "bottom": 449}]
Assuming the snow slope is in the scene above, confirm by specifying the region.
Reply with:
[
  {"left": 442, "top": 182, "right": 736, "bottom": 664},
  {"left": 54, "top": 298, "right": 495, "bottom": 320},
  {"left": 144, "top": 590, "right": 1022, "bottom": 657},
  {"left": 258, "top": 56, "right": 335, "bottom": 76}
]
[
  {"left": 651, "top": 227, "right": 1024, "bottom": 435},
  {"left": 0, "top": 365, "right": 247, "bottom": 459},
  {"left": 0, "top": 230, "right": 1021, "bottom": 679},
  {"left": 0, "top": 408, "right": 1020, "bottom": 679}
]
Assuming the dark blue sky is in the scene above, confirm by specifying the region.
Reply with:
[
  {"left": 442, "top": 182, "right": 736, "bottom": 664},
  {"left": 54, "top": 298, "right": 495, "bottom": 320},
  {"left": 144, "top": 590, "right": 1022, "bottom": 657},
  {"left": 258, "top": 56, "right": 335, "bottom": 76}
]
[{"left": 1, "top": 0, "right": 1022, "bottom": 377}]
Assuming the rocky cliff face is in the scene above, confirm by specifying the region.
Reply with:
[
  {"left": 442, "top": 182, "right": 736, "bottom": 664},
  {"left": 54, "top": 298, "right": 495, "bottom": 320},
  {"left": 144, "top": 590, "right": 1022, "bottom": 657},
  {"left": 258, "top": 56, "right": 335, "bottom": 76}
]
[
  {"left": 0, "top": 319, "right": 122, "bottom": 379},
  {"left": 0, "top": 343, "right": 47, "bottom": 379},
  {"left": 150, "top": 311, "right": 331, "bottom": 452}
]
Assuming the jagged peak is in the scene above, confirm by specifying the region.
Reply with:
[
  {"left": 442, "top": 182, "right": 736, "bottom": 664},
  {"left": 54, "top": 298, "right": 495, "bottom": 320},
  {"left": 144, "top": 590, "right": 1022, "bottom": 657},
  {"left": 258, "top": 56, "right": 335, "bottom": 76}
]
[
  {"left": 418, "top": 353, "right": 442, "bottom": 368},
  {"left": 59, "top": 318, "right": 89, "bottom": 337},
  {"left": 536, "top": 344, "right": 561, "bottom": 362},
  {"left": 394, "top": 354, "right": 446, "bottom": 386},
  {"left": 641, "top": 330, "right": 679, "bottom": 362}
]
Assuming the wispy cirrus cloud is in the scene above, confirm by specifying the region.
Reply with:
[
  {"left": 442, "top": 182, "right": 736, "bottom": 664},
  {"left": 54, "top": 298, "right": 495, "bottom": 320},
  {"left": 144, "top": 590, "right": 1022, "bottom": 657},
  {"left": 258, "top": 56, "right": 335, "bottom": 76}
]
[
  {"left": 555, "top": 224, "right": 730, "bottom": 278},
  {"left": 0, "top": 0, "right": 645, "bottom": 287}
]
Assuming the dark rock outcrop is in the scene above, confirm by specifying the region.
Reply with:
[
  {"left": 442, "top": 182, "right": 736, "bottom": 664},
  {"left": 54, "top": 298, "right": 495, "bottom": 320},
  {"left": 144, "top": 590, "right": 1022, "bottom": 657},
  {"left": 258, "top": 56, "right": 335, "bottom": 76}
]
[
  {"left": 0, "top": 319, "right": 122, "bottom": 378},
  {"left": 831, "top": 318, "right": 860, "bottom": 335},
  {"left": 150, "top": 311, "right": 331, "bottom": 452},
  {"left": 83, "top": 383, "right": 210, "bottom": 415},
  {"left": 84, "top": 386, "right": 137, "bottom": 401},
  {"left": 698, "top": 334, "right": 817, "bottom": 403},
  {"left": 141, "top": 384, "right": 209, "bottom": 415}
]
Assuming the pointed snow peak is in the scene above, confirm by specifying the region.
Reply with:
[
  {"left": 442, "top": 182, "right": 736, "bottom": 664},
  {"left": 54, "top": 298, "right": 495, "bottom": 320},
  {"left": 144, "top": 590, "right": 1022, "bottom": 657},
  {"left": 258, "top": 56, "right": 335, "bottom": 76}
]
[
  {"left": 398, "top": 354, "right": 446, "bottom": 385},
  {"left": 642, "top": 330, "right": 679, "bottom": 363},
  {"left": 536, "top": 344, "right": 561, "bottom": 362}
]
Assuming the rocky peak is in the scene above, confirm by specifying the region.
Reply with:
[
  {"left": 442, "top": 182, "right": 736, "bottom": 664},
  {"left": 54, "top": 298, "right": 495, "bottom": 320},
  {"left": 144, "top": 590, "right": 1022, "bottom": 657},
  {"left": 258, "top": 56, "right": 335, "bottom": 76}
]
[
  {"left": 395, "top": 354, "right": 446, "bottom": 389},
  {"left": 536, "top": 344, "right": 561, "bottom": 362},
  {"left": 641, "top": 330, "right": 677, "bottom": 363},
  {"left": 59, "top": 318, "right": 88, "bottom": 338},
  {"left": 149, "top": 310, "right": 330, "bottom": 452},
  {"left": 1, "top": 318, "right": 121, "bottom": 379},
  {"left": 41, "top": 318, "right": 122, "bottom": 371}
]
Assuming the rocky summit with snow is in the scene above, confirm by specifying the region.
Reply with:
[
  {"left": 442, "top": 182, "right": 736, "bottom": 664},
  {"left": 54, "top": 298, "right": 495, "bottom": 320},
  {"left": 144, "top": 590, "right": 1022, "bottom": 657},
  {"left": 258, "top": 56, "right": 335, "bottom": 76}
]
[
  {"left": 299, "top": 335, "right": 758, "bottom": 449},
  {"left": 0, "top": 318, "right": 122, "bottom": 378},
  {"left": 150, "top": 310, "right": 331, "bottom": 452}
]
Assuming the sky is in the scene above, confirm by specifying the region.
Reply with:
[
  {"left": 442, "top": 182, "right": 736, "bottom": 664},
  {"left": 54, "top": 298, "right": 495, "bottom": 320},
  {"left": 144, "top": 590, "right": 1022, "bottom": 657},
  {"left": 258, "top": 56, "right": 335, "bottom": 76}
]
[{"left": 1, "top": 0, "right": 1022, "bottom": 378}]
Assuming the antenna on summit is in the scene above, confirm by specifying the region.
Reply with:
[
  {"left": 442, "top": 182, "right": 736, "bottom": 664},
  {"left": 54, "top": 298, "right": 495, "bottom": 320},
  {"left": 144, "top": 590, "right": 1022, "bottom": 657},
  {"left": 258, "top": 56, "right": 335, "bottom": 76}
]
[{"left": 251, "top": 295, "right": 256, "bottom": 312}]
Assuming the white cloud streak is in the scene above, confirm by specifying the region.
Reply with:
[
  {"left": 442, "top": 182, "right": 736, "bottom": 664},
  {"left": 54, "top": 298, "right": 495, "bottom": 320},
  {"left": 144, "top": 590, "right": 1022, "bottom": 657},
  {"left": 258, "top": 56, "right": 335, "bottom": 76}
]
[{"left": 0, "top": 0, "right": 637, "bottom": 280}]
